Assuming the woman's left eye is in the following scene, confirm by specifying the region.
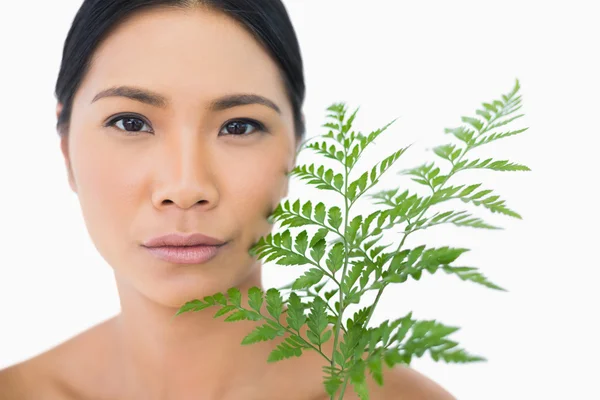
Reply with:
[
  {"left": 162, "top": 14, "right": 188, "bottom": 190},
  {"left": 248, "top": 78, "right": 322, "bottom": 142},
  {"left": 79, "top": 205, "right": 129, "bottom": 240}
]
[{"left": 220, "top": 119, "right": 265, "bottom": 137}]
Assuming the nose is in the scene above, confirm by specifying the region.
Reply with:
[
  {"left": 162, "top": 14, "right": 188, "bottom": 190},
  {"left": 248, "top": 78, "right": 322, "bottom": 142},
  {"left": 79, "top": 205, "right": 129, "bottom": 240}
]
[{"left": 151, "top": 135, "right": 219, "bottom": 211}]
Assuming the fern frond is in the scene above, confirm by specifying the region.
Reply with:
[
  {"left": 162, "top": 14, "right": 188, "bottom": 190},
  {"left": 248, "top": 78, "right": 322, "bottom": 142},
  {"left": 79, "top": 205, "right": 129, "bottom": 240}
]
[
  {"left": 348, "top": 146, "right": 410, "bottom": 204},
  {"left": 366, "top": 188, "right": 401, "bottom": 208},
  {"left": 444, "top": 126, "right": 476, "bottom": 146},
  {"left": 289, "top": 163, "right": 345, "bottom": 195},
  {"left": 381, "top": 246, "right": 470, "bottom": 284},
  {"left": 430, "top": 184, "right": 522, "bottom": 219},
  {"left": 305, "top": 140, "right": 347, "bottom": 166},
  {"left": 250, "top": 230, "right": 324, "bottom": 266},
  {"left": 441, "top": 265, "right": 506, "bottom": 291},
  {"left": 410, "top": 210, "right": 502, "bottom": 231},
  {"left": 486, "top": 113, "right": 525, "bottom": 131},
  {"left": 432, "top": 143, "right": 463, "bottom": 164},
  {"left": 267, "top": 335, "right": 310, "bottom": 362},
  {"left": 392, "top": 319, "right": 486, "bottom": 364},
  {"left": 454, "top": 157, "right": 530, "bottom": 172},
  {"left": 271, "top": 199, "right": 344, "bottom": 235},
  {"left": 399, "top": 161, "right": 448, "bottom": 191},
  {"left": 306, "top": 296, "right": 333, "bottom": 348},
  {"left": 241, "top": 322, "right": 286, "bottom": 345},
  {"left": 346, "top": 119, "right": 398, "bottom": 167},
  {"left": 471, "top": 127, "right": 528, "bottom": 149}
]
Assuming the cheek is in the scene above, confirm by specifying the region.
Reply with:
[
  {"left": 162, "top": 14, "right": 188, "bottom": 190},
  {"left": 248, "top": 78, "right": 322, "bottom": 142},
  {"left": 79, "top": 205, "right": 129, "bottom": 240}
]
[
  {"left": 70, "top": 134, "right": 143, "bottom": 250},
  {"left": 224, "top": 152, "right": 288, "bottom": 237}
]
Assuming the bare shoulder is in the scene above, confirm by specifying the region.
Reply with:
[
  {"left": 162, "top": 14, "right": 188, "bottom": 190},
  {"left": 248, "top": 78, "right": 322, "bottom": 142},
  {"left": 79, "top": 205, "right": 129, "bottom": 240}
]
[
  {"left": 0, "top": 363, "right": 28, "bottom": 400},
  {"left": 0, "top": 317, "right": 118, "bottom": 400},
  {"left": 379, "top": 364, "right": 456, "bottom": 400},
  {"left": 309, "top": 325, "right": 456, "bottom": 400},
  {"left": 0, "top": 358, "right": 59, "bottom": 400},
  {"left": 332, "top": 363, "right": 456, "bottom": 400}
]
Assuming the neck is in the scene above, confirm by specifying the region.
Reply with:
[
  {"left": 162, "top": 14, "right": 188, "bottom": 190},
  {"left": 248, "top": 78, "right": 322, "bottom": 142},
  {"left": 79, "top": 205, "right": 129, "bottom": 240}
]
[{"left": 112, "top": 265, "right": 276, "bottom": 399}]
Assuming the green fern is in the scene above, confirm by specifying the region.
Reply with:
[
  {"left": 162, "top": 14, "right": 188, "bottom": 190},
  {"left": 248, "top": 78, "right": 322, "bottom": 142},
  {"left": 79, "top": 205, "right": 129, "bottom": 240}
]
[{"left": 176, "top": 79, "right": 530, "bottom": 399}]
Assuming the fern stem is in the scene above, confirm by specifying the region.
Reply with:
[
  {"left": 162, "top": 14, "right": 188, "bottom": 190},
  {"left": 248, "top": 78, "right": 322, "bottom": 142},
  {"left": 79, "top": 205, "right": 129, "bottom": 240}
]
[
  {"left": 252, "top": 306, "right": 333, "bottom": 364},
  {"left": 331, "top": 116, "right": 352, "bottom": 400}
]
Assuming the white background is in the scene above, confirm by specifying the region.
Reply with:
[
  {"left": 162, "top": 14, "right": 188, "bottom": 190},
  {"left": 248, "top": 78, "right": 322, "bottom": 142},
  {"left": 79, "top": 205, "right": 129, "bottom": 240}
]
[{"left": 1, "top": 1, "right": 598, "bottom": 399}]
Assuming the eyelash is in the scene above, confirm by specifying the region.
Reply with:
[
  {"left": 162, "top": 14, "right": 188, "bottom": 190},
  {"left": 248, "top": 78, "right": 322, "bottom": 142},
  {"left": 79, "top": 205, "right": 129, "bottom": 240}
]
[{"left": 104, "top": 114, "right": 267, "bottom": 137}]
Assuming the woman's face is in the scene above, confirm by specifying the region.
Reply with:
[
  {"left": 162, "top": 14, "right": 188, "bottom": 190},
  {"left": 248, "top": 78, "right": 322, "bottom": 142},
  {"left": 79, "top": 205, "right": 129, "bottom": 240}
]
[{"left": 60, "top": 7, "right": 299, "bottom": 307}]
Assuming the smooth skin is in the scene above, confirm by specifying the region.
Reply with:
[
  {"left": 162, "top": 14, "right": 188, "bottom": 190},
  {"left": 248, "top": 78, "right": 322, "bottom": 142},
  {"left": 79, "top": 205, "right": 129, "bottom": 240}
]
[{"left": 0, "top": 6, "right": 456, "bottom": 400}]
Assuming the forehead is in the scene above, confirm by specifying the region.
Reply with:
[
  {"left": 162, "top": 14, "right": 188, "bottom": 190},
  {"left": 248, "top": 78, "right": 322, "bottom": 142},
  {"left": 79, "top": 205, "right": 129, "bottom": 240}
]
[{"left": 76, "top": 6, "right": 289, "bottom": 111}]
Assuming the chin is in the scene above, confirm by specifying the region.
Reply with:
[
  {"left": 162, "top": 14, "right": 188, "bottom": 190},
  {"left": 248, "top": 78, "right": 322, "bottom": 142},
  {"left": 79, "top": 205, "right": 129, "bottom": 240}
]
[{"left": 134, "top": 261, "right": 253, "bottom": 311}]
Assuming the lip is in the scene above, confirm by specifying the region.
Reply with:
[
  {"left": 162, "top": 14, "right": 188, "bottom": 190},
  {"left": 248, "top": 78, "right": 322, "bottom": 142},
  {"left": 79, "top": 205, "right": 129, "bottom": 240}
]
[
  {"left": 144, "top": 243, "right": 225, "bottom": 264},
  {"left": 142, "top": 232, "right": 227, "bottom": 247}
]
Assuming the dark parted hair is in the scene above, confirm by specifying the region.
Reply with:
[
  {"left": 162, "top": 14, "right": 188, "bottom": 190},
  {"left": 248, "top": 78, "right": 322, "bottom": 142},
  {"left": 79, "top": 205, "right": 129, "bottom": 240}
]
[{"left": 54, "top": 0, "right": 305, "bottom": 140}]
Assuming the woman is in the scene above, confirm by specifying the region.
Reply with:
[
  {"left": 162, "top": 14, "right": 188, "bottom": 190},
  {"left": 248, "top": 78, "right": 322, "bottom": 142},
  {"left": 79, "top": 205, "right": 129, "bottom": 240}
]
[{"left": 0, "top": 1, "right": 456, "bottom": 399}]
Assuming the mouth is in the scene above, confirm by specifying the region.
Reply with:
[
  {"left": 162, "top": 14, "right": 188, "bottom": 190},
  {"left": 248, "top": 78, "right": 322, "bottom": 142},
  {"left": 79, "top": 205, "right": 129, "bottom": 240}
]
[{"left": 143, "top": 243, "right": 226, "bottom": 264}]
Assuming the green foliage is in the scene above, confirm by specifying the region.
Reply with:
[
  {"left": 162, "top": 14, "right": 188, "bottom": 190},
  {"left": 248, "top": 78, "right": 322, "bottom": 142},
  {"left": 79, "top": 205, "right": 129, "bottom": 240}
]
[{"left": 176, "top": 79, "right": 530, "bottom": 399}]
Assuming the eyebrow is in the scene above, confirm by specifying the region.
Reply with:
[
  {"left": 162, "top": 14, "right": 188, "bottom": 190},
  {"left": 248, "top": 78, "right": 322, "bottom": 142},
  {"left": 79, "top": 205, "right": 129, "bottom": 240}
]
[{"left": 91, "top": 86, "right": 281, "bottom": 114}]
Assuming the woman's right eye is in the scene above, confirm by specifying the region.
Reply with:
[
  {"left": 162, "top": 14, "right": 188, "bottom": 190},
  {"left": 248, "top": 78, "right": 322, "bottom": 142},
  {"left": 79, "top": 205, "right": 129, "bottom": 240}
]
[{"left": 106, "top": 115, "right": 153, "bottom": 134}]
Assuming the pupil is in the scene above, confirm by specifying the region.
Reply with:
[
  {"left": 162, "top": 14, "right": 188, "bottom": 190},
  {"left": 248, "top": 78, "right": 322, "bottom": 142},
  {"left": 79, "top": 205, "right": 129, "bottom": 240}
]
[
  {"left": 227, "top": 122, "right": 247, "bottom": 135},
  {"left": 124, "top": 118, "right": 143, "bottom": 131}
]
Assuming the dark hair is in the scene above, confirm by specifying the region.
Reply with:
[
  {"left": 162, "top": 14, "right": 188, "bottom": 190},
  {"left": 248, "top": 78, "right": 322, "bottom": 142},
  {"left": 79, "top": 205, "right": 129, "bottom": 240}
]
[{"left": 55, "top": 0, "right": 305, "bottom": 140}]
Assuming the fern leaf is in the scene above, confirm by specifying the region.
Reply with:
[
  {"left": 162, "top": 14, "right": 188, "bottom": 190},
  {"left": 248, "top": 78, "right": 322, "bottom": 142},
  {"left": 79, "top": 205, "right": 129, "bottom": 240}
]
[
  {"left": 175, "top": 299, "right": 213, "bottom": 315},
  {"left": 293, "top": 268, "right": 325, "bottom": 290},
  {"left": 267, "top": 336, "right": 308, "bottom": 362},
  {"left": 461, "top": 116, "right": 485, "bottom": 132},
  {"left": 248, "top": 231, "right": 317, "bottom": 266},
  {"left": 352, "top": 118, "right": 398, "bottom": 161},
  {"left": 366, "top": 188, "right": 400, "bottom": 208},
  {"left": 366, "top": 146, "right": 410, "bottom": 188},
  {"left": 286, "top": 292, "right": 308, "bottom": 331},
  {"left": 241, "top": 323, "right": 285, "bottom": 345},
  {"left": 454, "top": 157, "right": 530, "bottom": 172},
  {"left": 384, "top": 246, "right": 470, "bottom": 284},
  {"left": 289, "top": 164, "right": 345, "bottom": 194},
  {"left": 444, "top": 126, "right": 476, "bottom": 146},
  {"left": 223, "top": 309, "right": 262, "bottom": 322},
  {"left": 430, "top": 184, "right": 522, "bottom": 219},
  {"left": 432, "top": 143, "right": 463, "bottom": 163},
  {"left": 348, "top": 145, "right": 409, "bottom": 205},
  {"left": 430, "top": 347, "right": 487, "bottom": 363},
  {"left": 348, "top": 359, "right": 369, "bottom": 399},
  {"left": 345, "top": 215, "right": 364, "bottom": 246},
  {"left": 417, "top": 210, "right": 502, "bottom": 230},
  {"left": 442, "top": 265, "right": 507, "bottom": 291},
  {"left": 226, "top": 287, "right": 241, "bottom": 307},
  {"left": 266, "top": 288, "right": 284, "bottom": 320},
  {"left": 487, "top": 113, "right": 525, "bottom": 131},
  {"left": 294, "top": 230, "right": 309, "bottom": 255},
  {"left": 400, "top": 161, "right": 444, "bottom": 190},
  {"left": 472, "top": 127, "right": 528, "bottom": 149},
  {"left": 307, "top": 296, "right": 330, "bottom": 347},
  {"left": 247, "top": 286, "right": 264, "bottom": 313},
  {"left": 396, "top": 319, "right": 485, "bottom": 364},
  {"left": 306, "top": 140, "right": 346, "bottom": 165},
  {"left": 323, "top": 373, "right": 344, "bottom": 397},
  {"left": 325, "top": 242, "right": 345, "bottom": 274},
  {"left": 213, "top": 304, "right": 237, "bottom": 318},
  {"left": 328, "top": 206, "right": 343, "bottom": 230}
]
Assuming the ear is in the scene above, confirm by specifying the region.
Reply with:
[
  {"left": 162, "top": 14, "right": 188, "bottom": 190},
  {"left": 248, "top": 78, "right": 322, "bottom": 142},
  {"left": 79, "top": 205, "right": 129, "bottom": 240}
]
[{"left": 57, "top": 103, "right": 77, "bottom": 194}]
